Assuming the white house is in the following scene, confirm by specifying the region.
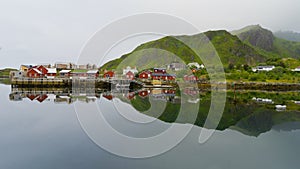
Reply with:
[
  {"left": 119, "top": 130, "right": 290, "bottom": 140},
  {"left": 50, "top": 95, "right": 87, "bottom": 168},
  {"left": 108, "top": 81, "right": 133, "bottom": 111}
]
[
  {"left": 292, "top": 66, "right": 300, "bottom": 72},
  {"left": 187, "top": 62, "right": 205, "bottom": 69},
  {"left": 168, "top": 62, "right": 186, "bottom": 71},
  {"left": 123, "top": 66, "right": 138, "bottom": 75},
  {"left": 252, "top": 66, "right": 275, "bottom": 72}
]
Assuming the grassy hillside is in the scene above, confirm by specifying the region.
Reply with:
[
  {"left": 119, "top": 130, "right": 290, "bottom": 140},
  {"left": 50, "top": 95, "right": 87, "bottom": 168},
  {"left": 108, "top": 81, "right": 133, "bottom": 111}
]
[
  {"left": 0, "top": 68, "right": 17, "bottom": 78},
  {"left": 101, "top": 25, "right": 300, "bottom": 71}
]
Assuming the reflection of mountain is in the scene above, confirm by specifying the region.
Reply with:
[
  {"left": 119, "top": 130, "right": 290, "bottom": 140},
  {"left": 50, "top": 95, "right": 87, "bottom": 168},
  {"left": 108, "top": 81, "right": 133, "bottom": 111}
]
[
  {"left": 9, "top": 87, "right": 300, "bottom": 137},
  {"left": 130, "top": 90, "right": 300, "bottom": 137}
]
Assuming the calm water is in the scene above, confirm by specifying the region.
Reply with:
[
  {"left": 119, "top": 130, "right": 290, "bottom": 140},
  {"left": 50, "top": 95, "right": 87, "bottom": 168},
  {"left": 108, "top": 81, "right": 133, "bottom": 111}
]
[{"left": 1, "top": 83, "right": 300, "bottom": 169}]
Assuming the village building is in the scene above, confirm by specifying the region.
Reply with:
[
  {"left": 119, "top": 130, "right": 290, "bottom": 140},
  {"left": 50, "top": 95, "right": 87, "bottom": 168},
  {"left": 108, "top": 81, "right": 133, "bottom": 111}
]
[
  {"left": 87, "top": 70, "right": 99, "bottom": 78},
  {"left": 103, "top": 71, "right": 115, "bottom": 78},
  {"left": 55, "top": 63, "right": 69, "bottom": 70},
  {"left": 123, "top": 66, "right": 138, "bottom": 75},
  {"left": 20, "top": 65, "right": 34, "bottom": 72},
  {"left": 187, "top": 62, "right": 205, "bottom": 69},
  {"left": 27, "top": 68, "right": 43, "bottom": 78},
  {"left": 139, "top": 70, "right": 151, "bottom": 79},
  {"left": 59, "top": 70, "right": 72, "bottom": 77},
  {"left": 168, "top": 62, "right": 186, "bottom": 71},
  {"left": 46, "top": 68, "right": 57, "bottom": 78},
  {"left": 292, "top": 66, "right": 300, "bottom": 72},
  {"left": 125, "top": 71, "right": 135, "bottom": 80},
  {"left": 252, "top": 65, "right": 275, "bottom": 72},
  {"left": 71, "top": 69, "right": 88, "bottom": 78}
]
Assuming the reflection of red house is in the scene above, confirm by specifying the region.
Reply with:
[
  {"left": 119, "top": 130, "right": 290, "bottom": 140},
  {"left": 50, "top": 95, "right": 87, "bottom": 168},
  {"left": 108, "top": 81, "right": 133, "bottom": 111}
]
[
  {"left": 103, "top": 94, "right": 113, "bottom": 100},
  {"left": 184, "top": 75, "right": 198, "bottom": 82},
  {"left": 183, "top": 87, "right": 199, "bottom": 96},
  {"left": 125, "top": 71, "right": 135, "bottom": 80},
  {"left": 103, "top": 71, "right": 114, "bottom": 78},
  {"left": 27, "top": 94, "right": 38, "bottom": 101},
  {"left": 162, "top": 89, "right": 176, "bottom": 95},
  {"left": 139, "top": 71, "right": 151, "bottom": 79},
  {"left": 126, "top": 92, "right": 135, "bottom": 100},
  {"left": 36, "top": 95, "right": 48, "bottom": 103},
  {"left": 27, "top": 68, "right": 43, "bottom": 78},
  {"left": 138, "top": 90, "right": 150, "bottom": 98}
]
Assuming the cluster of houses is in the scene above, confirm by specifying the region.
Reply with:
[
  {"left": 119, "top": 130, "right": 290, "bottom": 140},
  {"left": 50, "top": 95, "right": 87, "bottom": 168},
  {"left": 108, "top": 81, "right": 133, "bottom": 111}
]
[
  {"left": 10, "top": 61, "right": 208, "bottom": 84},
  {"left": 252, "top": 65, "right": 300, "bottom": 72}
]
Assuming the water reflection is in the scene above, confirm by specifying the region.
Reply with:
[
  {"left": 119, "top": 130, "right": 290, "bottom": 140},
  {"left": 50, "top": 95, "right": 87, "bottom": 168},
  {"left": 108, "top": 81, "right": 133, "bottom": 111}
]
[{"left": 8, "top": 86, "right": 300, "bottom": 137}]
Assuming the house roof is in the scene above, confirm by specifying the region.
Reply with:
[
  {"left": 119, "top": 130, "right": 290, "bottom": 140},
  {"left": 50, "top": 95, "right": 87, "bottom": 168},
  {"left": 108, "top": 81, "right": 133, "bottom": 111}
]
[
  {"left": 60, "top": 70, "right": 71, "bottom": 73},
  {"left": 31, "top": 68, "right": 43, "bottom": 74},
  {"left": 87, "top": 70, "right": 99, "bottom": 74},
  {"left": 47, "top": 68, "right": 57, "bottom": 74}
]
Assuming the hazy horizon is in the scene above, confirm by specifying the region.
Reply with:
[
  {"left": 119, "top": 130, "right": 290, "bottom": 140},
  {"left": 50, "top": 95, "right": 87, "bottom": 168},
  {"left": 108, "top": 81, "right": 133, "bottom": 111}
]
[{"left": 1, "top": 0, "right": 300, "bottom": 69}]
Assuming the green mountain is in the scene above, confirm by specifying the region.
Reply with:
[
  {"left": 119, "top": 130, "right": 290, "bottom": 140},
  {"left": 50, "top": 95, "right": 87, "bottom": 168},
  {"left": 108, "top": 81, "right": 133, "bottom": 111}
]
[
  {"left": 101, "top": 25, "right": 300, "bottom": 71},
  {"left": 274, "top": 31, "right": 300, "bottom": 42}
]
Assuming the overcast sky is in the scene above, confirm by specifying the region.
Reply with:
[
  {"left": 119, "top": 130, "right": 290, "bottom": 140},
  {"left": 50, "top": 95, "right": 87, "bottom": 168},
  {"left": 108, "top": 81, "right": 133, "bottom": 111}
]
[{"left": 0, "top": 0, "right": 299, "bottom": 69}]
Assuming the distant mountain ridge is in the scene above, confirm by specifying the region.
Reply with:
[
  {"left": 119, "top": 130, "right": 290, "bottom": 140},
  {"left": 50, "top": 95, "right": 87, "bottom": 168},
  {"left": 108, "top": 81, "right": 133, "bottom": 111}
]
[
  {"left": 101, "top": 25, "right": 300, "bottom": 70},
  {"left": 274, "top": 31, "right": 300, "bottom": 42}
]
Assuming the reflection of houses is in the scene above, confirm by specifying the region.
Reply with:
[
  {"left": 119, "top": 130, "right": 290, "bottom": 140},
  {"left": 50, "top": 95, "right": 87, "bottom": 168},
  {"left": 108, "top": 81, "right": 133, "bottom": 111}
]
[
  {"left": 183, "top": 87, "right": 199, "bottom": 96},
  {"left": 184, "top": 75, "right": 198, "bottom": 82},
  {"left": 252, "top": 66, "right": 275, "bottom": 72},
  {"left": 275, "top": 105, "right": 286, "bottom": 111},
  {"left": 138, "top": 90, "right": 150, "bottom": 98},
  {"left": 126, "top": 92, "right": 135, "bottom": 100},
  {"left": 168, "top": 62, "right": 186, "bottom": 71},
  {"left": 151, "top": 89, "right": 176, "bottom": 101},
  {"left": 103, "top": 93, "right": 113, "bottom": 100},
  {"left": 252, "top": 97, "right": 274, "bottom": 104},
  {"left": 103, "top": 71, "right": 115, "bottom": 78},
  {"left": 36, "top": 95, "right": 48, "bottom": 102},
  {"left": 9, "top": 93, "right": 23, "bottom": 101},
  {"left": 188, "top": 98, "right": 200, "bottom": 104}
]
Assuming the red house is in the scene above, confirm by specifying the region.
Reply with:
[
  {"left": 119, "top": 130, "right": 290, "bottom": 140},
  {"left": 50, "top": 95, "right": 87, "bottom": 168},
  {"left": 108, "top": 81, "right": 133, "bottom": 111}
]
[
  {"left": 139, "top": 71, "right": 151, "bottom": 79},
  {"left": 152, "top": 73, "right": 175, "bottom": 81},
  {"left": 27, "top": 68, "right": 43, "bottom": 78},
  {"left": 103, "top": 71, "right": 114, "bottom": 78},
  {"left": 37, "top": 65, "right": 49, "bottom": 75},
  {"left": 153, "top": 68, "right": 166, "bottom": 74},
  {"left": 125, "top": 71, "right": 135, "bottom": 80}
]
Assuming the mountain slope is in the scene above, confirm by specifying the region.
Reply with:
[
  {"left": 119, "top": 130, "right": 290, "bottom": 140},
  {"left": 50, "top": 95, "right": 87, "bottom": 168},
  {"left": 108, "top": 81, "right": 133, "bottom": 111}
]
[
  {"left": 232, "top": 25, "right": 300, "bottom": 59},
  {"left": 101, "top": 30, "right": 267, "bottom": 71}
]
